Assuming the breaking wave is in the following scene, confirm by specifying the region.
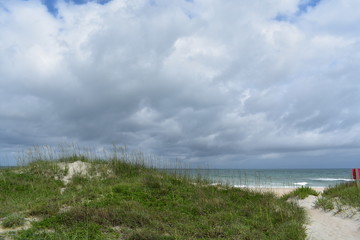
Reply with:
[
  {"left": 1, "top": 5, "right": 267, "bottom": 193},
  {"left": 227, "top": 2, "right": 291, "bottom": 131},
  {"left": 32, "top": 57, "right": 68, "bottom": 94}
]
[
  {"left": 310, "top": 178, "right": 353, "bottom": 182},
  {"left": 294, "top": 182, "right": 308, "bottom": 186}
]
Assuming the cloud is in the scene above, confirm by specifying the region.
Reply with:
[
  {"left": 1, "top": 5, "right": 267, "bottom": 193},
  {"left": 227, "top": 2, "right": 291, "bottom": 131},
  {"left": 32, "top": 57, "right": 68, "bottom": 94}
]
[{"left": 1, "top": 0, "right": 360, "bottom": 167}]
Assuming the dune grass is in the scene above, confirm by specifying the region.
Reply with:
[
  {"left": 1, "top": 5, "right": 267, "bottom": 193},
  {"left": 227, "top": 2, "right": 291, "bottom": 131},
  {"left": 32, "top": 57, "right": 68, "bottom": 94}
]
[
  {"left": 314, "top": 182, "right": 360, "bottom": 214},
  {"left": 0, "top": 146, "right": 307, "bottom": 239},
  {"left": 281, "top": 186, "right": 319, "bottom": 200}
]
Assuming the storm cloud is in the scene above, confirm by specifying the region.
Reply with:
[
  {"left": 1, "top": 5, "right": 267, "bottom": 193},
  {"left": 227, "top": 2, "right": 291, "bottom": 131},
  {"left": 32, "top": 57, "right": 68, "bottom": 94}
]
[{"left": 1, "top": 0, "right": 360, "bottom": 167}]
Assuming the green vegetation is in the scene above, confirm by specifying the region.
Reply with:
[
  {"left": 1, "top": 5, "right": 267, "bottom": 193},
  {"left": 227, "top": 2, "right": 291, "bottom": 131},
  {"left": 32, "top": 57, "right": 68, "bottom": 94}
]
[
  {"left": 314, "top": 182, "right": 360, "bottom": 213},
  {"left": 0, "top": 146, "right": 308, "bottom": 239},
  {"left": 281, "top": 186, "right": 319, "bottom": 200},
  {"left": 314, "top": 197, "right": 334, "bottom": 211}
]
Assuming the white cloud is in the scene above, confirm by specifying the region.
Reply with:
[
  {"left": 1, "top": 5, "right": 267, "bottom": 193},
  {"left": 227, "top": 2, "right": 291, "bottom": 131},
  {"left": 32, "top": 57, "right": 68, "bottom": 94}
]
[{"left": 1, "top": 0, "right": 360, "bottom": 167}]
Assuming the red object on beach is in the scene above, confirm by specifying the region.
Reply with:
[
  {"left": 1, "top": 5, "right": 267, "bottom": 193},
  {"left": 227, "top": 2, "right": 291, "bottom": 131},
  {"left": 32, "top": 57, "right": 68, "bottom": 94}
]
[{"left": 352, "top": 169, "right": 360, "bottom": 179}]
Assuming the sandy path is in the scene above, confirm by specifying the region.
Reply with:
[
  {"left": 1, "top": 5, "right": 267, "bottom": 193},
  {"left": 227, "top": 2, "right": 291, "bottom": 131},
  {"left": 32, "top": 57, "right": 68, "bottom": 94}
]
[{"left": 297, "top": 195, "right": 360, "bottom": 240}]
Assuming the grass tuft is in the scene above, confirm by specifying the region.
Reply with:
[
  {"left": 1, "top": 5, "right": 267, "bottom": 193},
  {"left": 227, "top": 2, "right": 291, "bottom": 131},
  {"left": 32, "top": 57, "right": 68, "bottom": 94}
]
[
  {"left": 1, "top": 213, "right": 25, "bottom": 228},
  {"left": 314, "top": 196, "right": 335, "bottom": 211},
  {"left": 281, "top": 186, "right": 319, "bottom": 200}
]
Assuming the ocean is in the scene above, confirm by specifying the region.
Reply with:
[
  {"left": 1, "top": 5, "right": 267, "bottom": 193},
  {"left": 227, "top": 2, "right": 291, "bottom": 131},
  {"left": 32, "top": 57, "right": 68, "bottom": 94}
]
[{"left": 164, "top": 168, "right": 354, "bottom": 188}]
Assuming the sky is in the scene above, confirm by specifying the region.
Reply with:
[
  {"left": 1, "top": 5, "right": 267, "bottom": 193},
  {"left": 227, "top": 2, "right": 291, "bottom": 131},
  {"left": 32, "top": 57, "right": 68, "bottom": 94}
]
[{"left": 1, "top": 0, "right": 360, "bottom": 168}]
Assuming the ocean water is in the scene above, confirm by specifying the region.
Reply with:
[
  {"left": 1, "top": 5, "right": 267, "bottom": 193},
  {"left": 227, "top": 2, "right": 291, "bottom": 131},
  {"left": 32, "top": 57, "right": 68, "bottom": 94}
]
[{"left": 165, "top": 168, "right": 354, "bottom": 188}]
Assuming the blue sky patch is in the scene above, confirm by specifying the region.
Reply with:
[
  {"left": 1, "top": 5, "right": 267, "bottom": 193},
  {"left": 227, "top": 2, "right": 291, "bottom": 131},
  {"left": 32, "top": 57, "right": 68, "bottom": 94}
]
[
  {"left": 41, "top": 0, "right": 112, "bottom": 16},
  {"left": 298, "top": 0, "right": 322, "bottom": 14},
  {"left": 275, "top": 0, "right": 322, "bottom": 22},
  {"left": 0, "top": 3, "right": 10, "bottom": 13}
]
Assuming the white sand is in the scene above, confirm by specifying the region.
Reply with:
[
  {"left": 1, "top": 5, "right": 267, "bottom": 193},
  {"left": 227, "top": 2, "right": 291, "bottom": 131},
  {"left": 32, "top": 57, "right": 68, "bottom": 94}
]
[{"left": 58, "top": 160, "right": 90, "bottom": 185}]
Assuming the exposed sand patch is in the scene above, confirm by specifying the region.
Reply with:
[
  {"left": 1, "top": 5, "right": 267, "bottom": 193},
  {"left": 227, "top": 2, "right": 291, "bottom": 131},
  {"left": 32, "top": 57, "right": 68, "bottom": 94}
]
[
  {"left": 297, "top": 195, "right": 360, "bottom": 240},
  {"left": 58, "top": 160, "right": 90, "bottom": 185}
]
